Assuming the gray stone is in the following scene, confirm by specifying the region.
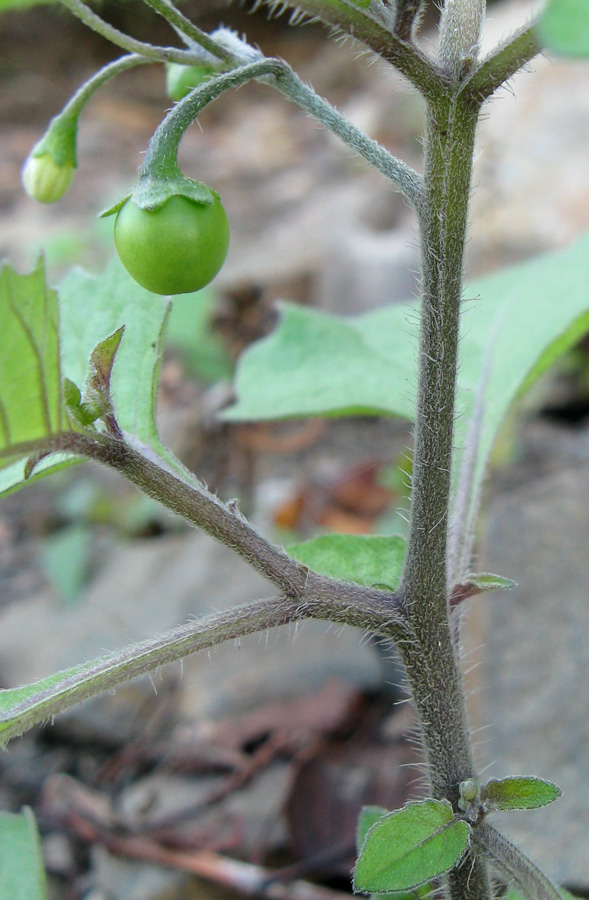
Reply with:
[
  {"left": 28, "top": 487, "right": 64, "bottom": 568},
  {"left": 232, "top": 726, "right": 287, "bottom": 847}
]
[
  {"left": 316, "top": 224, "right": 421, "bottom": 314},
  {"left": 471, "top": 0, "right": 589, "bottom": 269},
  {"left": 480, "top": 461, "right": 589, "bottom": 887}
]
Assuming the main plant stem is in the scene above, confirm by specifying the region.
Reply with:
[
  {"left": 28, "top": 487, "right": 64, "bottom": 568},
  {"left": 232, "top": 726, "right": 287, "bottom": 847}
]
[{"left": 398, "top": 94, "right": 492, "bottom": 900}]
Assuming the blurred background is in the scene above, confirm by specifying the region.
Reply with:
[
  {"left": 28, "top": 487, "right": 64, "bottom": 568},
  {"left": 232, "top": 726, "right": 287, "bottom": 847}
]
[{"left": 1, "top": 0, "right": 589, "bottom": 897}]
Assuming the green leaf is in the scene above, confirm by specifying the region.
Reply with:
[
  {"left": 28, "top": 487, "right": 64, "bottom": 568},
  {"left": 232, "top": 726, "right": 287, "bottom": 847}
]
[
  {"left": 357, "top": 806, "right": 390, "bottom": 852},
  {"left": 289, "top": 534, "right": 406, "bottom": 590},
  {"left": 58, "top": 260, "right": 167, "bottom": 446},
  {"left": 464, "top": 573, "right": 516, "bottom": 593},
  {"left": 356, "top": 808, "right": 434, "bottom": 900},
  {"left": 481, "top": 777, "right": 562, "bottom": 812},
  {"left": 538, "top": 0, "right": 589, "bottom": 58},
  {"left": 42, "top": 524, "right": 93, "bottom": 605},
  {"left": 0, "top": 0, "right": 57, "bottom": 8},
  {"left": 0, "top": 259, "right": 71, "bottom": 465},
  {"left": 223, "top": 300, "right": 416, "bottom": 422},
  {"left": 226, "top": 232, "right": 589, "bottom": 517},
  {"left": 0, "top": 808, "right": 48, "bottom": 900},
  {"left": 451, "top": 572, "right": 517, "bottom": 606},
  {"left": 0, "top": 258, "right": 198, "bottom": 495},
  {"left": 354, "top": 799, "right": 470, "bottom": 894}
]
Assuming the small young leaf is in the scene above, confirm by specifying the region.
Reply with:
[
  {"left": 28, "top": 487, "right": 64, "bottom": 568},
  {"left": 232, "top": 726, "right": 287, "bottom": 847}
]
[
  {"left": 354, "top": 799, "right": 470, "bottom": 894},
  {"left": 464, "top": 573, "right": 517, "bottom": 593},
  {"left": 0, "top": 258, "right": 197, "bottom": 495},
  {"left": 450, "top": 572, "right": 517, "bottom": 608},
  {"left": 0, "top": 808, "right": 49, "bottom": 900},
  {"left": 357, "top": 806, "right": 389, "bottom": 852},
  {"left": 481, "top": 777, "right": 562, "bottom": 812},
  {"left": 86, "top": 325, "right": 125, "bottom": 401},
  {"left": 538, "top": 0, "right": 589, "bottom": 58},
  {"left": 289, "top": 534, "right": 406, "bottom": 591},
  {"left": 357, "top": 809, "right": 434, "bottom": 900}
]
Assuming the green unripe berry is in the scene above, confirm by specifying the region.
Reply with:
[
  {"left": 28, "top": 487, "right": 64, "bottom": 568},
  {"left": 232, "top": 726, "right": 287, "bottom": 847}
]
[
  {"left": 114, "top": 194, "right": 230, "bottom": 295},
  {"left": 165, "top": 62, "right": 217, "bottom": 102}
]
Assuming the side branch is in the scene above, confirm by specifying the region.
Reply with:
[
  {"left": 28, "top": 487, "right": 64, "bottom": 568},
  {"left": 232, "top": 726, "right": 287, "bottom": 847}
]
[
  {"left": 65, "top": 431, "right": 311, "bottom": 597},
  {"left": 473, "top": 824, "right": 563, "bottom": 900},
  {"left": 143, "top": 57, "right": 423, "bottom": 208},
  {"left": 7, "top": 432, "right": 407, "bottom": 634},
  {"left": 142, "top": 0, "right": 235, "bottom": 62},
  {"left": 462, "top": 21, "right": 542, "bottom": 104},
  {"left": 276, "top": 0, "right": 444, "bottom": 102},
  {"left": 0, "top": 596, "right": 300, "bottom": 748},
  {"left": 60, "top": 0, "right": 227, "bottom": 66}
]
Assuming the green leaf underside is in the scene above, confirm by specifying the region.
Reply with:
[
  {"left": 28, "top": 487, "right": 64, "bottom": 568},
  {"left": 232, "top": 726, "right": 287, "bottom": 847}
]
[
  {"left": 481, "top": 777, "right": 562, "bottom": 811},
  {"left": 0, "top": 260, "right": 70, "bottom": 459},
  {"left": 0, "top": 258, "right": 198, "bottom": 495},
  {"left": 59, "top": 259, "right": 167, "bottom": 443},
  {"left": 538, "top": 0, "right": 589, "bottom": 57},
  {"left": 354, "top": 800, "right": 470, "bottom": 894},
  {"left": 0, "top": 809, "right": 48, "bottom": 900},
  {"left": 225, "top": 232, "right": 589, "bottom": 500},
  {"left": 289, "top": 534, "right": 406, "bottom": 590}
]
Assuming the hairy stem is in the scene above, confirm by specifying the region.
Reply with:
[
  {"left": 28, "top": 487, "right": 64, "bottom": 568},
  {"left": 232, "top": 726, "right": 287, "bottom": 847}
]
[
  {"left": 0, "top": 596, "right": 300, "bottom": 747},
  {"left": 59, "top": 0, "right": 221, "bottom": 66},
  {"left": 59, "top": 54, "right": 150, "bottom": 120},
  {"left": 9, "top": 432, "right": 406, "bottom": 635},
  {"left": 462, "top": 20, "right": 542, "bottom": 103},
  {"left": 272, "top": 0, "right": 445, "bottom": 101},
  {"left": 142, "top": 57, "right": 422, "bottom": 207},
  {"left": 473, "top": 824, "right": 562, "bottom": 900},
  {"left": 141, "top": 0, "right": 235, "bottom": 62},
  {"left": 397, "top": 88, "right": 492, "bottom": 900}
]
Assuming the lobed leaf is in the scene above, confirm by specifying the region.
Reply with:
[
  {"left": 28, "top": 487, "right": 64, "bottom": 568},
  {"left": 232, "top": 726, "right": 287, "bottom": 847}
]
[
  {"left": 0, "top": 808, "right": 48, "bottom": 900},
  {"left": 481, "top": 776, "right": 562, "bottom": 812},
  {"left": 354, "top": 799, "right": 470, "bottom": 894},
  {"left": 289, "top": 534, "right": 406, "bottom": 590}
]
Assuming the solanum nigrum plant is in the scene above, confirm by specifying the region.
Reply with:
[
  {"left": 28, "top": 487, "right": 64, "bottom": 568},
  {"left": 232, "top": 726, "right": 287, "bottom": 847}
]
[{"left": 0, "top": 0, "right": 588, "bottom": 898}]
